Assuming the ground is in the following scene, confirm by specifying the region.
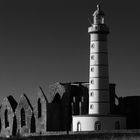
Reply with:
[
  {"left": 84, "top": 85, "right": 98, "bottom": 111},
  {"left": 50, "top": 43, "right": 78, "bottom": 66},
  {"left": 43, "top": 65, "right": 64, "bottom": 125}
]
[{"left": 1, "top": 130, "right": 140, "bottom": 140}]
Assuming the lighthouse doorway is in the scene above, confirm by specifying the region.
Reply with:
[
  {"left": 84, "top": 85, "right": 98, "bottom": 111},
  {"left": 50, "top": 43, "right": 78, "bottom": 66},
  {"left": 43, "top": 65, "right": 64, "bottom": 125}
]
[{"left": 77, "top": 122, "right": 81, "bottom": 131}]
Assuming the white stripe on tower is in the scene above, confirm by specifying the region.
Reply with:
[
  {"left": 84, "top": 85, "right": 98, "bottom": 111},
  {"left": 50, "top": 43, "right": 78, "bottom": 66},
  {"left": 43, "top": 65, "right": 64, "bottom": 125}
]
[{"left": 88, "top": 5, "right": 110, "bottom": 115}]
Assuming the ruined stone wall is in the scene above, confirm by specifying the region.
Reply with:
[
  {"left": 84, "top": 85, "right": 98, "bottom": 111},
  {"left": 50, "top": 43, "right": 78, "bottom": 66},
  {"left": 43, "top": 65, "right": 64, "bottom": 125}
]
[
  {"left": 0, "top": 82, "right": 91, "bottom": 137},
  {"left": 1, "top": 97, "right": 15, "bottom": 137},
  {"left": 15, "top": 94, "right": 33, "bottom": 136},
  {"left": 34, "top": 88, "right": 48, "bottom": 134}
]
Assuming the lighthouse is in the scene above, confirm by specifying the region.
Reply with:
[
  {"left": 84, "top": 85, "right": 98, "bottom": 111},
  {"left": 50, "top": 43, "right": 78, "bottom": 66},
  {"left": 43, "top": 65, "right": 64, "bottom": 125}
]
[
  {"left": 72, "top": 5, "right": 126, "bottom": 131},
  {"left": 88, "top": 5, "right": 110, "bottom": 115}
]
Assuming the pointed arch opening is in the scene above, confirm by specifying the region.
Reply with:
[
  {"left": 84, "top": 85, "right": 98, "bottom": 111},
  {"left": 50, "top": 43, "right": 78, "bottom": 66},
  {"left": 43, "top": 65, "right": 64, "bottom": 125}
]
[
  {"left": 31, "top": 114, "right": 36, "bottom": 133},
  {"left": 21, "top": 108, "right": 26, "bottom": 127},
  {"left": 4, "top": 109, "right": 9, "bottom": 128},
  {"left": 52, "top": 93, "right": 61, "bottom": 104},
  {"left": 38, "top": 98, "right": 42, "bottom": 118},
  {"left": 77, "top": 121, "right": 81, "bottom": 131},
  {"left": 12, "top": 115, "right": 17, "bottom": 136}
]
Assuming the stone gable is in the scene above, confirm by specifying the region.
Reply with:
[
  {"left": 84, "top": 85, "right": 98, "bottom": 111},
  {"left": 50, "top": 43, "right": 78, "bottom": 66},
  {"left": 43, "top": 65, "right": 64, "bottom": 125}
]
[
  {"left": 34, "top": 87, "right": 48, "bottom": 134},
  {"left": 15, "top": 94, "right": 33, "bottom": 136},
  {"left": 0, "top": 96, "right": 17, "bottom": 137},
  {"left": 0, "top": 82, "right": 90, "bottom": 137}
]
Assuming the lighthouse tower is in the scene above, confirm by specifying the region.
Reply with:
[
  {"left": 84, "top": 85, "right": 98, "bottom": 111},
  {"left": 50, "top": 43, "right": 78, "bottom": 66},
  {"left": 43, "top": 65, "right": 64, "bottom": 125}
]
[
  {"left": 72, "top": 5, "right": 126, "bottom": 131},
  {"left": 88, "top": 5, "right": 110, "bottom": 115}
]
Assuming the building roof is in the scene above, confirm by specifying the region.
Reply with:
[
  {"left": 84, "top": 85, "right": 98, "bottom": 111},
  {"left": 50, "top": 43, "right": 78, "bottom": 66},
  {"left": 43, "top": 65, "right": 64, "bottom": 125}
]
[
  {"left": 7, "top": 95, "right": 18, "bottom": 112},
  {"left": 20, "top": 94, "right": 33, "bottom": 111},
  {"left": 48, "top": 82, "right": 66, "bottom": 103},
  {"left": 38, "top": 86, "right": 48, "bottom": 102}
]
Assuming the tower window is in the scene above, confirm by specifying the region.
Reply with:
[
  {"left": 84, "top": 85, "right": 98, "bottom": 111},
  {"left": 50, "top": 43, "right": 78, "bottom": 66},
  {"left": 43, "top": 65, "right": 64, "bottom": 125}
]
[
  {"left": 101, "top": 17, "right": 105, "bottom": 24},
  {"left": 91, "top": 55, "right": 94, "bottom": 60},
  {"left": 90, "top": 104, "right": 94, "bottom": 109},
  {"left": 91, "top": 79, "right": 94, "bottom": 84},
  {"left": 91, "top": 43, "right": 95, "bottom": 48},
  {"left": 95, "top": 121, "right": 101, "bottom": 130},
  {"left": 90, "top": 92, "right": 94, "bottom": 96},
  {"left": 95, "top": 25, "right": 98, "bottom": 30},
  {"left": 91, "top": 67, "right": 94, "bottom": 72}
]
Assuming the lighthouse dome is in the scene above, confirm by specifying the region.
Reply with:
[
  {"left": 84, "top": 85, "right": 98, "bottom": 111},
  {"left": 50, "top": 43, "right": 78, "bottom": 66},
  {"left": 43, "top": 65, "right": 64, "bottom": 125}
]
[
  {"left": 93, "top": 5, "right": 105, "bottom": 17},
  {"left": 93, "top": 5, "right": 105, "bottom": 25}
]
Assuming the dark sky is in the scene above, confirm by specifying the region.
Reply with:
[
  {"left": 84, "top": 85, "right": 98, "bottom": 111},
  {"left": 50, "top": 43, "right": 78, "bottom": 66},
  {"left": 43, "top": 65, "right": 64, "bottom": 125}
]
[{"left": 0, "top": 0, "right": 140, "bottom": 103}]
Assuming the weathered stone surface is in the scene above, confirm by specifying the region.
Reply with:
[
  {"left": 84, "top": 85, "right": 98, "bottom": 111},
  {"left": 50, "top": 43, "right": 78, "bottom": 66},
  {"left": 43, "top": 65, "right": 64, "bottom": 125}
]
[
  {"left": 47, "top": 82, "right": 89, "bottom": 131},
  {"left": 47, "top": 82, "right": 71, "bottom": 131},
  {"left": 34, "top": 87, "right": 48, "bottom": 134},
  {"left": 0, "top": 82, "right": 90, "bottom": 137},
  {"left": 15, "top": 94, "right": 33, "bottom": 136},
  {"left": 48, "top": 82, "right": 67, "bottom": 103},
  {"left": 0, "top": 96, "right": 17, "bottom": 137}
]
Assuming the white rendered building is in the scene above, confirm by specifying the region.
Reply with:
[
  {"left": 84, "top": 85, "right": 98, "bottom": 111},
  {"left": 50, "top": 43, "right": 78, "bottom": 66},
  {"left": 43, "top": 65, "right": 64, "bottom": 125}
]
[{"left": 72, "top": 5, "right": 126, "bottom": 132}]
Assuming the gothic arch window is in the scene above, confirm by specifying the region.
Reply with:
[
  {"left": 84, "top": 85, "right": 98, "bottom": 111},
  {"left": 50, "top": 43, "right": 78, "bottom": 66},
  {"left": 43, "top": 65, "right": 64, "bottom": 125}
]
[
  {"left": 12, "top": 115, "right": 17, "bottom": 136},
  {"left": 95, "top": 121, "right": 101, "bottom": 130},
  {"left": 38, "top": 98, "right": 42, "bottom": 118},
  {"left": 52, "top": 93, "right": 61, "bottom": 104},
  {"left": 31, "top": 114, "right": 36, "bottom": 133},
  {"left": 115, "top": 121, "right": 120, "bottom": 130},
  {"left": 4, "top": 109, "right": 9, "bottom": 128},
  {"left": 21, "top": 108, "right": 26, "bottom": 127},
  {"left": 77, "top": 121, "right": 81, "bottom": 131}
]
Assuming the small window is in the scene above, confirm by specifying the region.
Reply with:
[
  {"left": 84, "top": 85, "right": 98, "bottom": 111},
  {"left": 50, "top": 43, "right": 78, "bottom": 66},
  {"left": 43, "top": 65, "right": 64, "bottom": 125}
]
[
  {"left": 90, "top": 92, "right": 94, "bottom": 96},
  {"left": 115, "top": 121, "right": 120, "bottom": 130},
  {"left": 91, "top": 67, "right": 94, "bottom": 72},
  {"left": 95, "top": 121, "right": 101, "bottom": 130},
  {"left": 77, "top": 122, "right": 81, "bottom": 131},
  {"left": 91, "top": 79, "right": 94, "bottom": 84},
  {"left": 95, "top": 25, "right": 98, "bottom": 30},
  {"left": 91, "top": 43, "right": 95, "bottom": 48},
  {"left": 52, "top": 93, "right": 61, "bottom": 104},
  {"left": 90, "top": 104, "right": 94, "bottom": 109},
  {"left": 100, "top": 17, "right": 105, "bottom": 24},
  {"left": 4, "top": 109, "right": 9, "bottom": 128},
  {"left": 91, "top": 55, "right": 94, "bottom": 60}
]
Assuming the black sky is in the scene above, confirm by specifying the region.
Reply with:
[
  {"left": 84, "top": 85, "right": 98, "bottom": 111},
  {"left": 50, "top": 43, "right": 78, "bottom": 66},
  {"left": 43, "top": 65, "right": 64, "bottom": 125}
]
[{"left": 0, "top": 0, "right": 139, "bottom": 103}]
